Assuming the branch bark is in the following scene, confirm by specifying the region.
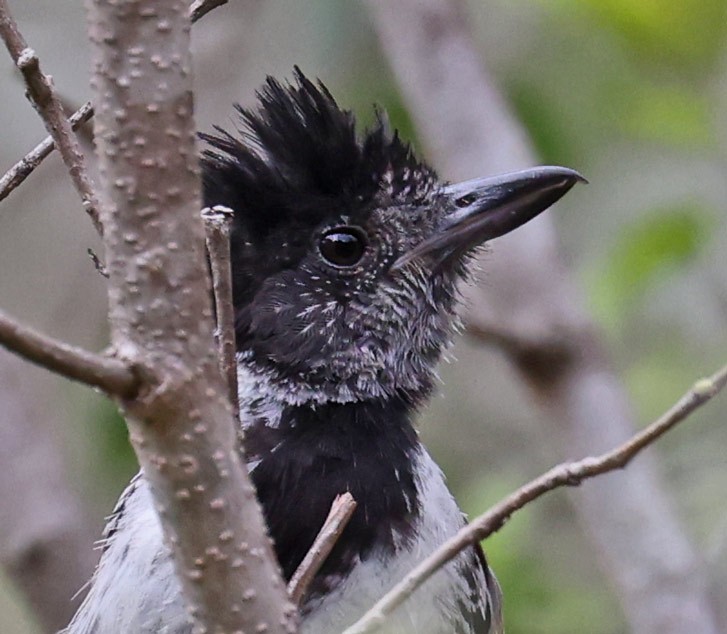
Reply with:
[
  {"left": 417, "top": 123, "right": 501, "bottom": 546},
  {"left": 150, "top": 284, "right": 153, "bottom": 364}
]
[
  {"left": 344, "top": 363, "right": 727, "bottom": 634},
  {"left": 0, "top": 0, "right": 102, "bottom": 233},
  {"left": 203, "top": 205, "right": 239, "bottom": 421},
  {"left": 288, "top": 492, "right": 357, "bottom": 606},
  {"left": 0, "top": 0, "right": 224, "bottom": 211},
  {"left": 366, "top": 1, "right": 720, "bottom": 633},
  {"left": 0, "top": 307, "right": 138, "bottom": 396},
  {"left": 85, "top": 1, "right": 295, "bottom": 632}
]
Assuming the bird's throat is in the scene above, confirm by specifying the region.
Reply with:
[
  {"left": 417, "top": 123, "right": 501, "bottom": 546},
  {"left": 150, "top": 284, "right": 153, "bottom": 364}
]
[{"left": 240, "top": 379, "right": 423, "bottom": 604}]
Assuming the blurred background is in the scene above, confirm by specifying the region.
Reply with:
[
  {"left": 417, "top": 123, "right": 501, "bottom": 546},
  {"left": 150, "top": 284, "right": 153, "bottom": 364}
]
[{"left": 0, "top": 1, "right": 726, "bottom": 633}]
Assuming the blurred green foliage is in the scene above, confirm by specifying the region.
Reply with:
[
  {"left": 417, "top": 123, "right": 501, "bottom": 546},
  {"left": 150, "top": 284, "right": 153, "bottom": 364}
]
[
  {"left": 556, "top": 0, "right": 727, "bottom": 69},
  {"left": 587, "top": 203, "right": 714, "bottom": 331}
]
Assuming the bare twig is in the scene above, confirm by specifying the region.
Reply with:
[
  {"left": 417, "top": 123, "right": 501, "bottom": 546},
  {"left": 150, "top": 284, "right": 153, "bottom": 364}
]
[
  {"left": 202, "top": 205, "right": 239, "bottom": 420},
  {"left": 0, "top": 308, "right": 137, "bottom": 397},
  {"left": 189, "top": 0, "right": 229, "bottom": 22},
  {"left": 343, "top": 363, "right": 727, "bottom": 634},
  {"left": 0, "top": 0, "right": 222, "bottom": 213},
  {"left": 0, "top": 0, "right": 102, "bottom": 234},
  {"left": 0, "top": 101, "right": 94, "bottom": 204},
  {"left": 288, "top": 493, "right": 357, "bottom": 606}
]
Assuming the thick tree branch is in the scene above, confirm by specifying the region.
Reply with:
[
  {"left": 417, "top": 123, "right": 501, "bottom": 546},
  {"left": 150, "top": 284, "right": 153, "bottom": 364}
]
[
  {"left": 0, "top": 308, "right": 137, "bottom": 396},
  {"left": 85, "top": 1, "right": 294, "bottom": 632},
  {"left": 203, "top": 205, "right": 239, "bottom": 421},
  {"left": 344, "top": 363, "right": 727, "bottom": 634},
  {"left": 288, "top": 492, "right": 357, "bottom": 606},
  {"left": 0, "top": 0, "right": 102, "bottom": 233},
  {"left": 366, "top": 1, "right": 720, "bottom": 632}
]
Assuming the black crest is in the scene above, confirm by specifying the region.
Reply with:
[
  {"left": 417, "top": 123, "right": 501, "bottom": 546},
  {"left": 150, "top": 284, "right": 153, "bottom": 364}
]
[{"left": 200, "top": 67, "right": 437, "bottom": 239}]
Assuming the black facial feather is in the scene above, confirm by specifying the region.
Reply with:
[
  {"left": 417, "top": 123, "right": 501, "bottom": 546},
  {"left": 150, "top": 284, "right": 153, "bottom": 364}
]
[{"left": 200, "top": 69, "right": 457, "bottom": 404}]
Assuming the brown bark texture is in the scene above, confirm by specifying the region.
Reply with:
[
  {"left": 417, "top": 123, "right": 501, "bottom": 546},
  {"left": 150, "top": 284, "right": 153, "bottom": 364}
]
[{"left": 85, "top": 1, "right": 295, "bottom": 632}]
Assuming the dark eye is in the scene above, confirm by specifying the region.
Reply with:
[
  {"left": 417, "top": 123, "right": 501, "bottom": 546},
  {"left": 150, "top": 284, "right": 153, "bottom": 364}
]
[{"left": 319, "top": 227, "right": 367, "bottom": 267}]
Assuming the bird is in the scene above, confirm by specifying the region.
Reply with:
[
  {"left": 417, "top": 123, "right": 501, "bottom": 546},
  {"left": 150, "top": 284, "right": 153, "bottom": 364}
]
[{"left": 63, "top": 69, "right": 582, "bottom": 634}]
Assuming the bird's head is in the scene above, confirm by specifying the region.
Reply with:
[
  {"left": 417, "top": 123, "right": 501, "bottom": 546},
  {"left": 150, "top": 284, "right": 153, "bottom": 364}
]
[{"left": 201, "top": 70, "right": 582, "bottom": 407}]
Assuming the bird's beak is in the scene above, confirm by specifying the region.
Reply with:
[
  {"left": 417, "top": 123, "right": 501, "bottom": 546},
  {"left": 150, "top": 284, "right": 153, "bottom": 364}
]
[{"left": 392, "top": 166, "right": 585, "bottom": 271}]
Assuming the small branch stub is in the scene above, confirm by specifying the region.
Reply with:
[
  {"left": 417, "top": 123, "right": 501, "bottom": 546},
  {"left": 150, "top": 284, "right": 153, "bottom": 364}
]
[
  {"left": 288, "top": 492, "right": 357, "bottom": 606},
  {"left": 202, "top": 205, "right": 239, "bottom": 421}
]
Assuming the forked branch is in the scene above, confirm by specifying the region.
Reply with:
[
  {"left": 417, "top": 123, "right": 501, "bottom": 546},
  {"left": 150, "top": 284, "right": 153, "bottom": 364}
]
[
  {"left": 0, "top": 101, "right": 94, "bottom": 204},
  {"left": 0, "top": 0, "right": 102, "bottom": 233},
  {"left": 0, "top": 0, "right": 225, "bottom": 213}
]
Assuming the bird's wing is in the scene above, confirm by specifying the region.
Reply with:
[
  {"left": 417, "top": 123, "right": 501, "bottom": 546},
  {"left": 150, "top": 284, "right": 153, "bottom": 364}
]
[{"left": 461, "top": 543, "right": 503, "bottom": 634}]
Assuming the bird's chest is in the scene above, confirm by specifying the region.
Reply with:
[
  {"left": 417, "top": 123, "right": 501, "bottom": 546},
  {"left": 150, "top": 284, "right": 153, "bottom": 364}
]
[
  {"left": 245, "top": 399, "right": 421, "bottom": 591},
  {"left": 297, "top": 449, "right": 486, "bottom": 634},
  {"left": 245, "top": 407, "right": 484, "bottom": 633}
]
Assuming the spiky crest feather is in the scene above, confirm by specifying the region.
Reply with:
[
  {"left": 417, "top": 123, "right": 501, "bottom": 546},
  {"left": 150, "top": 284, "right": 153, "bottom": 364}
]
[{"left": 200, "top": 68, "right": 436, "bottom": 239}]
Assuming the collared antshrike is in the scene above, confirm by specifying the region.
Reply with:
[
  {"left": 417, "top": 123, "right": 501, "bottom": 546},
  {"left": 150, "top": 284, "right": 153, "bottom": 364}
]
[{"left": 63, "top": 70, "right": 582, "bottom": 634}]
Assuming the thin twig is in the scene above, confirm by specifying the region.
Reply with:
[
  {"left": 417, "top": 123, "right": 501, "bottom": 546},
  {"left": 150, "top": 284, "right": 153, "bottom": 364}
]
[
  {"left": 343, "top": 363, "right": 727, "bottom": 634},
  {"left": 288, "top": 492, "right": 357, "bottom": 606},
  {"left": 202, "top": 205, "right": 239, "bottom": 420},
  {"left": 0, "top": 0, "right": 102, "bottom": 234},
  {"left": 0, "top": 0, "right": 222, "bottom": 214},
  {"left": 0, "top": 308, "right": 138, "bottom": 397},
  {"left": 189, "top": 0, "right": 228, "bottom": 22},
  {"left": 0, "top": 101, "right": 94, "bottom": 204}
]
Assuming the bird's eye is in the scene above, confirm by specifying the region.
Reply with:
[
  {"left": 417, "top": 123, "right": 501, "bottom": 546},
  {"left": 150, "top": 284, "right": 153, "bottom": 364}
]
[{"left": 319, "top": 227, "right": 367, "bottom": 267}]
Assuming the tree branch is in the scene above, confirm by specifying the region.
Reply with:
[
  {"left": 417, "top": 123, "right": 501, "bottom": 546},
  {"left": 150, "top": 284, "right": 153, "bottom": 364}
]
[
  {"left": 203, "top": 205, "right": 239, "bottom": 421},
  {"left": 0, "top": 101, "right": 94, "bottom": 204},
  {"left": 288, "top": 492, "right": 357, "bottom": 606},
  {"left": 85, "top": 1, "right": 295, "bottom": 631},
  {"left": 0, "top": 0, "right": 102, "bottom": 234},
  {"left": 343, "top": 363, "right": 727, "bottom": 634},
  {"left": 0, "top": 0, "right": 225, "bottom": 212},
  {"left": 0, "top": 307, "right": 137, "bottom": 397}
]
